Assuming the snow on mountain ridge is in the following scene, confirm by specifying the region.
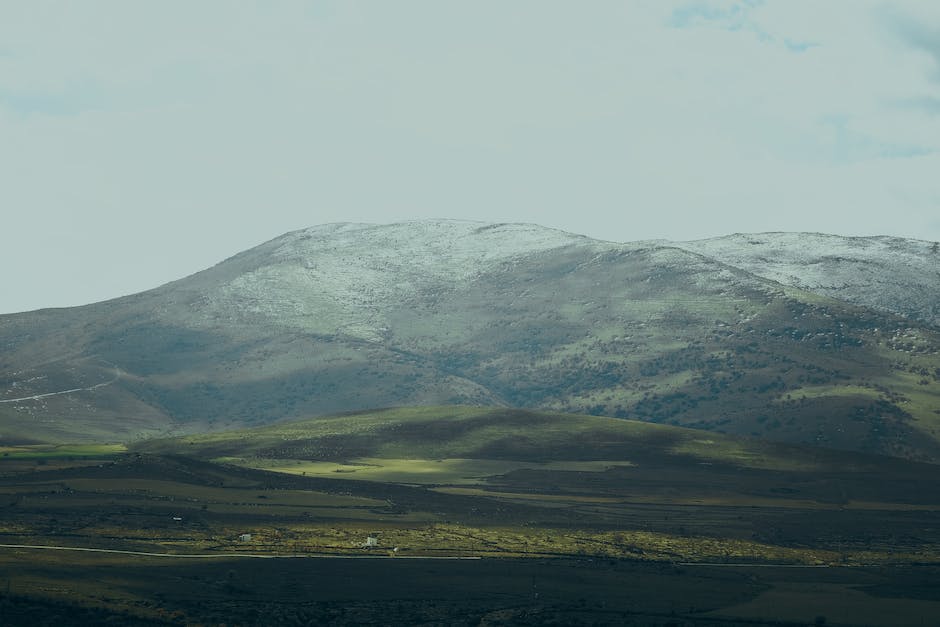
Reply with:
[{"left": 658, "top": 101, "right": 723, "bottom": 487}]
[
  {"left": 203, "top": 220, "right": 603, "bottom": 340},
  {"left": 272, "top": 220, "right": 593, "bottom": 270},
  {"left": 268, "top": 220, "right": 597, "bottom": 295},
  {"left": 181, "top": 222, "right": 939, "bottom": 336},
  {"left": 676, "top": 232, "right": 940, "bottom": 327}
]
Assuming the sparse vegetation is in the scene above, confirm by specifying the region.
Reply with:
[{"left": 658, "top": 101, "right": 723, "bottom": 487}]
[{"left": 0, "top": 406, "right": 939, "bottom": 624}]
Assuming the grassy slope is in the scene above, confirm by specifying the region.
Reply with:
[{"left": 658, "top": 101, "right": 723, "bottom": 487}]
[
  {"left": 132, "top": 406, "right": 940, "bottom": 562},
  {"left": 136, "top": 405, "right": 837, "bottom": 469},
  {"left": 411, "top": 256, "right": 940, "bottom": 461}
]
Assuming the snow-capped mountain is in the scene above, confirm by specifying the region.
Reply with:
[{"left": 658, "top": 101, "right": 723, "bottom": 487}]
[
  {"left": 175, "top": 220, "right": 603, "bottom": 341},
  {"left": 1, "top": 221, "right": 938, "bottom": 462}
]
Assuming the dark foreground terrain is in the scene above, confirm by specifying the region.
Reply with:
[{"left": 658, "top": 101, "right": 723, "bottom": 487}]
[
  {"left": 3, "top": 551, "right": 940, "bottom": 626},
  {"left": 2, "top": 408, "right": 939, "bottom": 625}
]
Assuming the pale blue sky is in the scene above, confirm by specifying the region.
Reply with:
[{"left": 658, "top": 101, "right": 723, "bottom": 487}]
[{"left": 2, "top": 1, "right": 939, "bottom": 313}]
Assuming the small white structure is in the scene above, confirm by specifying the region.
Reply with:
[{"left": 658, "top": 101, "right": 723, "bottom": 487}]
[
  {"left": 363, "top": 536, "right": 379, "bottom": 548},
  {"left": 238, "top": 533, "right": 253, "bottom": 543}
]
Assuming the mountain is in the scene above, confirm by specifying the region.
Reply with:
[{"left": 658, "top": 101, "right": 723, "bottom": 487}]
[
  {"left": 2, "top": 220, "right": 939, "bottom": 462},
  {"left": 674, "top": 232, "right": 940, "bottom": 328}
]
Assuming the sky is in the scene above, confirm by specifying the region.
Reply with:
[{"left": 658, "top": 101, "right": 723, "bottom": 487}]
[{"left": 2, "top": 0, "right": 940, "bottom": 314}]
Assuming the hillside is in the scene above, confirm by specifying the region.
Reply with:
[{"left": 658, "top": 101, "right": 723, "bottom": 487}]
[
  {"left": 2, "top": 221, "right": 939, "bottom": 462},
  {"left": 675, "top": 232, "right": 940, "bottom": 328},
  {"left": 128, "top": 405, "right": 940, "bottom": 569},
  {"left": 137, "top": 405, "right": 940, "bottom": 509}
]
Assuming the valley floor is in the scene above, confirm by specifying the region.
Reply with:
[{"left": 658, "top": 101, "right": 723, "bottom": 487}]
[{"left": 1, "top": 444, "right": 939, "bottom": 625}]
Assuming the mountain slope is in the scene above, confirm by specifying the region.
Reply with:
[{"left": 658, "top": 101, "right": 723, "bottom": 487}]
[
  {"left": 675, "top": 232, "right": 940, "bottom": 328},
  {"left": 2, "top": 221, "right": 939, "bottom": 462}
]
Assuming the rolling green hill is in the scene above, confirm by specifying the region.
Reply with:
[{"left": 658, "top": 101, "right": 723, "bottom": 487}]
[{"left": 136, "top": 406, "right": 940, "bottom": 522}]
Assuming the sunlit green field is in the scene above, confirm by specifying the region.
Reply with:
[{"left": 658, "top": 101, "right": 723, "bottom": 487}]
[{"left": 0, "top": 443, "right": 126, "bottom": 459}]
